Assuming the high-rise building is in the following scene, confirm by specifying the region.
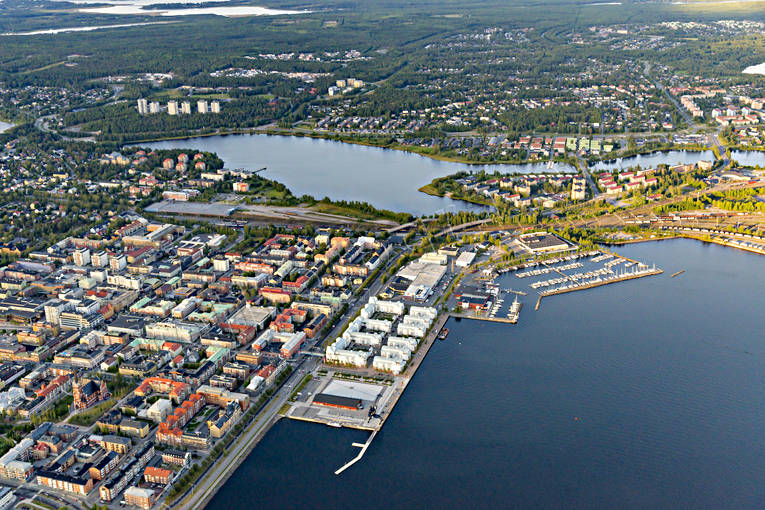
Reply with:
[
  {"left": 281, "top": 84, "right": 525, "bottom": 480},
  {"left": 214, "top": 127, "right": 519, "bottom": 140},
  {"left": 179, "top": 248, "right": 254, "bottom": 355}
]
[
  {"left": 197, "top": 100, "right": 208, "bottom": 114},
  {"left": 73, "top": 247, "right": 91, "bottom": 267},
  {"left": 110, "top": 254, "right": 127, "bottom": 271},
  {"left": 167, "top": 101, "right": 179, "bottom": 116},
  {"left": 181, "top": 101, "right": 192, "bottom": 114},
  {"left": 149, "top": 102, "right": 161, "bottom": 114},
  {"left": 137, "top": 99, "right": 148, "bottom": 115},
  {"left": 210, "top": 101, "right": 221, "bottom": 114},
  {"left": 91, "top": 251, "right": 108, "bottom": 267}
]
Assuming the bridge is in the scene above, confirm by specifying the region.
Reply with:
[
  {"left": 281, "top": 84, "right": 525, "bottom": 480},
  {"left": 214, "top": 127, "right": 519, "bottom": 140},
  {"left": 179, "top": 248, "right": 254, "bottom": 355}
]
[
  {"left": 299, "top": 350, "right": 324, "bottom": 357},
  {"left": 436, "top": 218, "right": 494, "bottom": 237},
  {"left": 386, "top": 218, "right": 435, "bottom": 233}
]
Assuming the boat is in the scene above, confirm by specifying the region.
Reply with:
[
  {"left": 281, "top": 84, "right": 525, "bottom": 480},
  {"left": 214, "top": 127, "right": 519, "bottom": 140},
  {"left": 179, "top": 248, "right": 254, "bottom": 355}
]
[
  {"left": 327, "top": 422, "right": 342, "bottom": 428},
  {"left": 438, "top": 328, "right": 449, "bottom": 340},
  {"left": 507, "top": 296, "right": 523, "bottom": 323}
]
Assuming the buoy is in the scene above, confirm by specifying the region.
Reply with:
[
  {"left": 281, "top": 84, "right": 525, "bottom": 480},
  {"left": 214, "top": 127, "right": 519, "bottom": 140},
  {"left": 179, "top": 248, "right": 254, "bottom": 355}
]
[{"left": 574, "top": 417, "right": 579, "bottom": 421}]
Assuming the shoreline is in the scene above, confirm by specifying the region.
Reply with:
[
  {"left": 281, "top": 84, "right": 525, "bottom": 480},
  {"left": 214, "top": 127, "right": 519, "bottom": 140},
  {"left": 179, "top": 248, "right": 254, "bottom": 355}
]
[
  {"left": 125, "top": 128, "right": 718, "bottom": 170},
  {"left": 600, "top": 233, "right": 765, "bottom": 257},
  {"left": 188, "top": 235, "right": 762, "bottom": 507},
  {"left": 132, "top": 128, "right": 572, "bottom": 167}
]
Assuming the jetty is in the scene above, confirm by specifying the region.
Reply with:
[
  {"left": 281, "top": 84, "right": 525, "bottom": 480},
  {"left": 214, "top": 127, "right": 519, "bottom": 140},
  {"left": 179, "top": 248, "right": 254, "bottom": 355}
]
[
  {"left": 539, "top": 267, "right": 663, "bottom": 297},
  {"left": 335, "top": 430, "right": 377, "bottom": 475}
]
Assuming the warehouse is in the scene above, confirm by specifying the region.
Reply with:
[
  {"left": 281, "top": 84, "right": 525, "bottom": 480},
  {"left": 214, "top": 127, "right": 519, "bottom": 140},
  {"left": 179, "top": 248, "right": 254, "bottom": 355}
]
[
  {"left": 396, "top": 260, "right": 447, "bottom": 301},
  {"left": 312, "top": 393, "right": 363, "bottom": 410},
  {"left": 455, "top": 251, "right": 476, "bottom": 268},
  {"left": 516, "top": 232, "right": 574, "bottom": 254}
]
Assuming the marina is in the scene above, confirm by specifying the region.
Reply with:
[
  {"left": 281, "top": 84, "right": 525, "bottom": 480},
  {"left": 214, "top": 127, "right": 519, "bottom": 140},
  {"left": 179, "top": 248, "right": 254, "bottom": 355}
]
[
  {"left": 506, "top": 297, "right": 522, "bottom": 323},
  {"left": 456, "top": 248, "right": 661, "bottom": 320},
  {"left": 538, "top": 265, "right": 663, "bottom": 297}
]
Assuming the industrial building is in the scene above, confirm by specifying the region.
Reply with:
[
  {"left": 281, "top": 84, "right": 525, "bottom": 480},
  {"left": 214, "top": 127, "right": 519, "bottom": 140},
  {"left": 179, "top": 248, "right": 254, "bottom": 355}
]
[{"left": 516, "top": 232, "right": 574, "bottom": 254}]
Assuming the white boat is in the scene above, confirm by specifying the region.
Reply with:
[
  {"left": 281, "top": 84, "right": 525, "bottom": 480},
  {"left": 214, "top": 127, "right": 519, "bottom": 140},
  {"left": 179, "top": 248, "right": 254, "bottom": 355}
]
[{"left": 507, "top": 296, "right": 523, "bottom": 323}]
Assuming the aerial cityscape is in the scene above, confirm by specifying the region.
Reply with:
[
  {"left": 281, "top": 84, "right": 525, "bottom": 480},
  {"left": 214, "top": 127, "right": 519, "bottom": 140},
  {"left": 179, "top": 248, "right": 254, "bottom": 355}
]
[{"left": 0, "top": 0, "right": 764, "bottom": 508}]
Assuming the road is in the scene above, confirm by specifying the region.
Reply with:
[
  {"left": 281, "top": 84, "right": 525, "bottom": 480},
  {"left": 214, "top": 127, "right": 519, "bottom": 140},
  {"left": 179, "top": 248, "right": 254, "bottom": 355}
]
[
  {"left": 643, "top": 62, "right": 698, "bottom": 132},
  {"left": 437, "top": 218, "right": 493, "bottom": 236},
  {"left": 387, "top": 218, "right": 434, "bottom": 233},
  {"left": 576, "top": 154, "right": 602, "bottom": 200}
]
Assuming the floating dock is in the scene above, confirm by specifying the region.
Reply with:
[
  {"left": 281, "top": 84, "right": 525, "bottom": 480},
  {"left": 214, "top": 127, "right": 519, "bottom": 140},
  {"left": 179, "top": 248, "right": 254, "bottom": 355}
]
[{"left": 671, "top": 270, "right": 685, "bottom": 278}]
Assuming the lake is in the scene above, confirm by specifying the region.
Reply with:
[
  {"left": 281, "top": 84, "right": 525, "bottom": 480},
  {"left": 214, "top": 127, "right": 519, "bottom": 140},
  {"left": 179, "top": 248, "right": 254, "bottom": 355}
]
[
  {"left": 145, "top": 134, "right": 575, "bottom": 215},
  {"left": 47, "top": 0, "right": 310, "bottom": 17},
  {"left": 208, "top": 239, "right": 765, "bottom": 509},
  {"left": 730, "top": 150, "right": 765, "bottom": 168},
  {"left": 1, "top": 22, "right": 178, "bottom": 36},
  {"left": 590, "top": 150, "right": 715, "bottom": 172}
]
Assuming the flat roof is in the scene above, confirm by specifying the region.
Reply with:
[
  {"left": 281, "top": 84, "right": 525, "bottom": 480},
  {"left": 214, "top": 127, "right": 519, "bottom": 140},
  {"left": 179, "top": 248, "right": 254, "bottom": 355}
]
[
  {"left": 313, "top": 393, "right": 362, "bottom": 409},
  {"left": 226, "top": 305, "right": 275, "bottom": 327},
  {"left": 517, "top": 232, "right": 572, "bottom": 251},
  {"left": 397, "top": 261, "right": 447, "bottom": 288},
  {"left": 322, "top": 379, "right": 384, "bottom": 402}
]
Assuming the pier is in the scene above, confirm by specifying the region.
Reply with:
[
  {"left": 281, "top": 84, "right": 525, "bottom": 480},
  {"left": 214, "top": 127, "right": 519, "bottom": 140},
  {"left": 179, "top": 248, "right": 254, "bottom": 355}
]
[
  {"left": 539, "top": 268, "right": 663, "bottom": 297},
  {"left": 335, "top": 430, "right": 377, "bottom": 475}
]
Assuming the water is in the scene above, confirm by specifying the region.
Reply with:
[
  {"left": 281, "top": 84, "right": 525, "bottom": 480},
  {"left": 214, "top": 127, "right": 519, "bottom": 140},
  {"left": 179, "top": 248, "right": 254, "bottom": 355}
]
[
  {"left": 145, "top": 134, "right": 574, "bottom": 215},
  {"left": 78, "top": 5, "right": 310, "bottom": 16},
  {"left": 209, "top": 239, "right": 765, "bottom": 509},
  {"left": 730, "top": 150, "right": 765, "bottom": 168},
  {"left": 590, "top": 150, "right": 715, "bottom": 172},
  {"left": 1, "top": 22, "right": 177, "bottom": 36},
  {"left": 743, "top": 62, "right": 765, "bottom": 76},
  {"left": 47, "top": 0, "right": 309, "bottom": 17}
]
